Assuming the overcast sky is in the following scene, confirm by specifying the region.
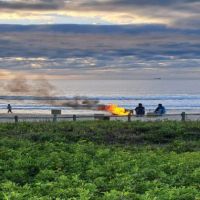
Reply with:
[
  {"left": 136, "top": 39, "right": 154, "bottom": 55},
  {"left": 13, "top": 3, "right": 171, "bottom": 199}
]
[
  {"left": 0, "top": 0, "right": 200, "bottom": 28},
  {"left": 0, "top": 0, "right": 200, "bottom": 80}
]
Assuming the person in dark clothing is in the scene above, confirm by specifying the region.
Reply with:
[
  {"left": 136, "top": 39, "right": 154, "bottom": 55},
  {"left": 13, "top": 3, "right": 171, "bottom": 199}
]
[
  {"left": 154, "top": 104, "right": 166, "bottom": 115},
  {"left": 135, "top": 103, "right": 145, "bottom": 116},
  {"left": 7, "top": 104, "right": 12, "bottom": 113}
]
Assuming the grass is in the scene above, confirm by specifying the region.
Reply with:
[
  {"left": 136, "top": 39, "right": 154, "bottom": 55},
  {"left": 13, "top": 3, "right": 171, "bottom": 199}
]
[{"left": 0, "top": 121, "right": 200, "bottom": 199}]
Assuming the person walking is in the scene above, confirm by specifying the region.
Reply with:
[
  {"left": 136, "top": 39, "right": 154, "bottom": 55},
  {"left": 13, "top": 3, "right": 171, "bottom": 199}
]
[{"left": 7, "top": 104, "right": 12, "bottom": 113}]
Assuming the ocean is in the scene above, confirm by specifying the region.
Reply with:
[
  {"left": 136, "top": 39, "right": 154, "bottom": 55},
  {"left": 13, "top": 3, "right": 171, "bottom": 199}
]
[{"left": 0, "top": 79, "right": 200, "bottom": 115}]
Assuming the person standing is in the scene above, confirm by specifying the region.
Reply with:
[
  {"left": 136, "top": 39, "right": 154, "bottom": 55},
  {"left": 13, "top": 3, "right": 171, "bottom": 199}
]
[{"left": 7, "top": 104, "right": 12, "bottom": 113}]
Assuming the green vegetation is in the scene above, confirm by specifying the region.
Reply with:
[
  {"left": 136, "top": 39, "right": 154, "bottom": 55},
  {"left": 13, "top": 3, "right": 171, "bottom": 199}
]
[{"left": 0, "top": 121, "right": 200, "bottom": 199}]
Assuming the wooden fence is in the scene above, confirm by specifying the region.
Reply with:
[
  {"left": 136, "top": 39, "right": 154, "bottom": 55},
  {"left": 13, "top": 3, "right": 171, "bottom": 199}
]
[{"left": 1, "top": 112, "right": 200, "bottom": 123}]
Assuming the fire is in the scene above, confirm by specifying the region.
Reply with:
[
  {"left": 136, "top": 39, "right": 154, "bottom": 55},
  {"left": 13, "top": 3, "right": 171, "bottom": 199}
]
[{"left": 98, "top": 104, "right": 132, "bottom": 116}]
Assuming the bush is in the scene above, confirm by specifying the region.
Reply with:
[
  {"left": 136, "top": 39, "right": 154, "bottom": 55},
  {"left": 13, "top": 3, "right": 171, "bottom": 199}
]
[{"left": 0, "top": 121, "right": 199, "bottom": 199}]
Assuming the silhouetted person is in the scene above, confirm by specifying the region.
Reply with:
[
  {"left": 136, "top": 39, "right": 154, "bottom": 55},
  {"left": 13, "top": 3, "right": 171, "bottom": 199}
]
[
  {"left": 154, "top": 104, "right": 166, "bottom": 115},
  {"left": 7, "top": 104, "right": 12, "bottom": 113},
  {"left": 135, "top": 103, "right": 145, "bottom": 116}
]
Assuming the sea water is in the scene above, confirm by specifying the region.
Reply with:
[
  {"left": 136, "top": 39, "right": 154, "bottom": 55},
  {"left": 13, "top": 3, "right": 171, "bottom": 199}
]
[{"left": 0, "top": 79, "right": 200, "bottom": 114}]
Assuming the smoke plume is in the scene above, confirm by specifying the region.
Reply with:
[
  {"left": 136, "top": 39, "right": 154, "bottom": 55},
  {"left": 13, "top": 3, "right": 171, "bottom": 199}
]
[
  {"left": 3, "top": 75, "right": 55, "bottom": 97},
  {"left": 2, "top": 76, "right": 99, "bottom": 109}
]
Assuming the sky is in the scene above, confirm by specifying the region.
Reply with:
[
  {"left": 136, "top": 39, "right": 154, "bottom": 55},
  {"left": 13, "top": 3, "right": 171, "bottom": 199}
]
[
  {"left": 0, "top": 0, "right": 200, "bottom": 80},
  {"left": 0, "top": 0, "right": 200, "bottom": 27}
]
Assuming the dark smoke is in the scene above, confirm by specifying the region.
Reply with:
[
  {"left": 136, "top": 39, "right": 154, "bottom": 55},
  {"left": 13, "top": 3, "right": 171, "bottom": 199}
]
[
  {"left": 2, "top": 76, "right": 99, "bottom": 109},
  {"left": 60, "top": 96, "right": 99, "bottom": 109},
  {"left": 3, "top": 76, "right": 55, "bottom": 97}
]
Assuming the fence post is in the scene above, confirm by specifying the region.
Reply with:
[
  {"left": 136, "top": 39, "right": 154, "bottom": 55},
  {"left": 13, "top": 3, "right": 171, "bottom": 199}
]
[
  {"left": 181, "top": 112, "right": 186, "bottom": 122},
  {"left": 128, "top": 114, "right": 131, "bottom": 122},
  {"left": 104, "top": 116, "right": 110, "bottom": 121},
  {"left": 53, "top": 114, "right": 57, "bottom": 122},
  {"left": 73, "top": 115, "right": 77, "bottom": 121},
  {"left": 14, "top": 115, "right": 18, "bottom": 123}
]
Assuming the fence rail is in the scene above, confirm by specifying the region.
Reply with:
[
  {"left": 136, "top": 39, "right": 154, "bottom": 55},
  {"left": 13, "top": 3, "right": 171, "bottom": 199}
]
[{"left": 1, "top": 112, "right": 200, "bottom": 123}]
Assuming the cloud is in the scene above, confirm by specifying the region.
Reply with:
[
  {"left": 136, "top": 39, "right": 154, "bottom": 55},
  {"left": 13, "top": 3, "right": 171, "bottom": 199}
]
[
  {"left": 0, "top": 0, "right": 193, "bottom": 11},
  {"left": 1, "top": 24, "right": 200, "bottom": 59},
  {"left": 79, "top": 0, "right": 200, "bottom": 27},
  {"left": 0, "top": 0, "right": 65, "bottom": 10},
  {"left": 0, "top": 0, "right": 200, "bottom": 27},
  {"left": 0, "top": 23, "right": 200, "bottom": 80}
]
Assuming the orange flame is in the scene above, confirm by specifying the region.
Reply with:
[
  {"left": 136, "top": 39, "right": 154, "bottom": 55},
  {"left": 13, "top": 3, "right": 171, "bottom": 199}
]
[{"left": 98, "top": 104, "right": 132, "bottom": 116}]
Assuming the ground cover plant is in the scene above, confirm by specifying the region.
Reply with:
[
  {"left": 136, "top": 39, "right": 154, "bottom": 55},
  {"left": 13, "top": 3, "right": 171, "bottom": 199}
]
[{"left": 0, "top": 121, "right": 200, "bottom": 199}]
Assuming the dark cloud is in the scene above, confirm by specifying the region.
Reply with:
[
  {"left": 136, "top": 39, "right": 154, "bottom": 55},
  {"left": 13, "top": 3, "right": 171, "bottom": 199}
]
[
  {"left": 0, "top": 0, "right": 198, "bottom": 11},
  {"left": 0, "top": 24, "right": 200, "bottom": 59},
  {"left": 1, "top": 24, "right": 200, "bottom": 80},
  {"left": 77, "top": 0, "right": 200, "bottom": 11},
  {"left": 91, "top": 0, "right": 197, "bottom": 6},
  {"left": 0, "top": 0, "right": 65, "bottom": 10},
  {"left": 173, "top": 16, "right": 200, "bottom": 29}
]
